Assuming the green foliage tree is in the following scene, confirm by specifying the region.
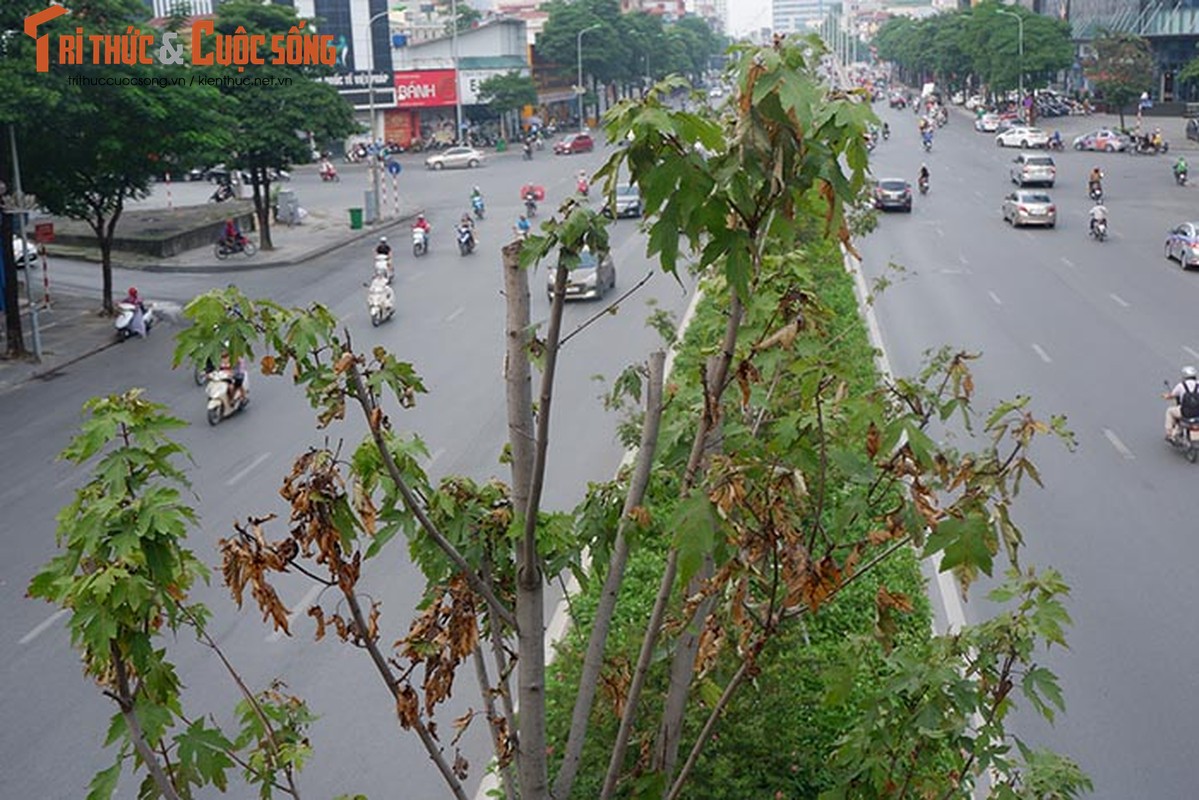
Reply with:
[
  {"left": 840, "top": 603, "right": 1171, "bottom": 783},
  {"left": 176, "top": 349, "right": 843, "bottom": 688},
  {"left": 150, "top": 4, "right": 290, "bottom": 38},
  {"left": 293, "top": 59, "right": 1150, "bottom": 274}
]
[
  {"left": 212, "top": 0, "right": 358, "bottom": 250},
  {"left": 476, "top": 71, "right": 538, "bottom": 140},
  {"left": 444, "top": 1, "right": 481, "bottom": 35},
  {"left": 40, "top": 35, "right": 1087, "bottom": 800},
  {"left": 28, "top": 390, "right": 316, "bottom": 800},
  {"left": 1084, "top": 31, "right": 1155, "bottom": 129},
  {"left": 11, "top": 0, "right": 226, "bottom": 314}
]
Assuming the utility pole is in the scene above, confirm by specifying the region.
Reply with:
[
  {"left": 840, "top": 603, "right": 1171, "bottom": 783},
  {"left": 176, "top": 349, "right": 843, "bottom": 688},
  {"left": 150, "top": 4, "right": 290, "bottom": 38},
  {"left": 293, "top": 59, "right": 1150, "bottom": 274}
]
[
  {"left": 8, "top": 125, "right": 41, "bottom": 361},
  {"left": 577, "top": 24, "right": 602, "bottom": 132}
]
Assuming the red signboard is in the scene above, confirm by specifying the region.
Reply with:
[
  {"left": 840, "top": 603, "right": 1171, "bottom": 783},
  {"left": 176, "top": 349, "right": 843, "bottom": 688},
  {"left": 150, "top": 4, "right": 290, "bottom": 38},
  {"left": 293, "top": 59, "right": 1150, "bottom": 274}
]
[
  {"left": 394, "top": 70, "right": 457, "bottom": 108},
  {"left": 34, "top": 222, "right": 54, "bottom": 243}
]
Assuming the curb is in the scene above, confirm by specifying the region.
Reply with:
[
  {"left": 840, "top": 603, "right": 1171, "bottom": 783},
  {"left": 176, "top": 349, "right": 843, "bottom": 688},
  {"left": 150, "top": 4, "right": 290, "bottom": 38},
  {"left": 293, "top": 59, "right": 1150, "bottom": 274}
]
[
  {"left": 0, "top": 336, "right": 122, "bottom": 397},
  {"left": 45, "top": 212, "right": 422, "bottom": 275}
]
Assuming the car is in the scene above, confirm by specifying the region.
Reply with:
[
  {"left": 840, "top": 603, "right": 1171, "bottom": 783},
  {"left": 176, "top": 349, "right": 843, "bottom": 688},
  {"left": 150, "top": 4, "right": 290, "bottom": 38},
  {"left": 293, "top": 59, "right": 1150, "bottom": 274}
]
[
  {"left": 547, "top": 247, "right": 615, "bottom": 300},
  {"left": 1010, "top": 153, "right": 1056, "bottom": 186},
  {"left": 965, "top": 94, "right": 985, "bottom": 110},
  {"left": 1072, "top": 129, "right": 1129, "bottom": 152},
  {"left": 873, "top": 178, "right": 913, "bottom": 213},
  {"left": 996, "top": 126, "right": 1050, "bottom": 148},
  {"left": 9, "top": 236, "right": 37, "bottom": 269},
  {"left": 604, "top": 183, "right": 642, "bottom": 219},
  {"left": 554, "top": 133, "right": 594, "bottom": 155},
  {"left": 1001, "top": 190, "right": 1056, "bottom": 227},
  {"left": 1164, "top": 222, "right": 1199, "bottom": 268},
  {"left": 975, "top": 113, "right": 1002, "bottom": 132},
  {"left": 708, "top": 86, "right": 725, "bottom": 99},
  {"left": 424, "top": 146, "right": 484, "bottom": 170},
  {"left": 1187, "top": 118, "right": 1199, "bottom": 143}
]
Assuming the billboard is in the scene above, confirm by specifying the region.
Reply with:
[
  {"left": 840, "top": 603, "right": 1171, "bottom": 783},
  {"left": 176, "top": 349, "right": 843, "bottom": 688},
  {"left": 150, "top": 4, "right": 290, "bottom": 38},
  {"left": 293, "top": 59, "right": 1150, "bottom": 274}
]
[{"left": 394, "top": 70, "right": 458, "bottom": 108}]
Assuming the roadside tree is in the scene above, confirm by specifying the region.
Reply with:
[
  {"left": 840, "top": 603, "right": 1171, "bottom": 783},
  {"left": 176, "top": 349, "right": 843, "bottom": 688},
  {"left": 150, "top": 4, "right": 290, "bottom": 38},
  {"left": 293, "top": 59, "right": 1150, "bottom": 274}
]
[
  {"left": 34, "top": 35, "right": 1088, "bottom": 800},
  {"left": 211, "top": 0, "right": 358, "bottom": 251},
  {"left": 476, "top": 72, "right": 538, "bottom": 141},
  {"left": 1084, "top": 31, "right": 1154, "bottom": 129}
]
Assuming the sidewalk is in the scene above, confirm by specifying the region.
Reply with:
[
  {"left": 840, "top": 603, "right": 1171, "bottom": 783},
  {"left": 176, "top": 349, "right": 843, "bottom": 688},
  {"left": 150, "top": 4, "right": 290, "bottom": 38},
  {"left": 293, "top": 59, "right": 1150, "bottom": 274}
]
[{"left": 0, "top": 292, "right": 119, "bottom": 395}]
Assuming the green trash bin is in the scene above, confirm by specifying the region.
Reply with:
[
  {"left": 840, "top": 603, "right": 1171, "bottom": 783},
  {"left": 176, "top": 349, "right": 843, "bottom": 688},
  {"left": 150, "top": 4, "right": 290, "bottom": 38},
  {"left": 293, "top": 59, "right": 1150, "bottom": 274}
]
[
  {"left": 496, "top": 138, "right": 507, "bottom": 152},
  {"left": 349, "top": 207, "right": 363, "bottom": 230}
]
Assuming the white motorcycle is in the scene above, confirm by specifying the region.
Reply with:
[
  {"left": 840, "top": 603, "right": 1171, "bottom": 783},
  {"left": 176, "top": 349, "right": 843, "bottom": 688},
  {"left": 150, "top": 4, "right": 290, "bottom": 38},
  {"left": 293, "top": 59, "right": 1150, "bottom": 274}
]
[
  {"left": 115, "top": 302, "right": 154, "bottom": 340},
  {"left": 412, "top": 227, "right": 429, "bottom": 257},
  {"left": 367, "top": 276, "right": 395, "bottom": 326},
  {"left": 374, "top": 253, "right": 394, "bottom": 284},
  {"left": 206, "top": 369, "right": 249, "bottom": 426}
]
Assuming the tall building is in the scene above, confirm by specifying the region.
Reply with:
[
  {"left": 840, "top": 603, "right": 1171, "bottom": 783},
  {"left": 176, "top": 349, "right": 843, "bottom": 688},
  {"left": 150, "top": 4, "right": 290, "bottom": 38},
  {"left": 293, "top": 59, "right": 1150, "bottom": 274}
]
[{"left": 773, "top": 0, "right": 828, "bottom": 32}]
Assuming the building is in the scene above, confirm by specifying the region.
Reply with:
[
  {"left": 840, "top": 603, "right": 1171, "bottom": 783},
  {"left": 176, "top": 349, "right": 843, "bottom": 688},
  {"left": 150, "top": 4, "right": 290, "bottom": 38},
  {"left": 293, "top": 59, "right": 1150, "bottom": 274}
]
[{"left": 773, "top": 0, "right": 830, "bottom": 33}]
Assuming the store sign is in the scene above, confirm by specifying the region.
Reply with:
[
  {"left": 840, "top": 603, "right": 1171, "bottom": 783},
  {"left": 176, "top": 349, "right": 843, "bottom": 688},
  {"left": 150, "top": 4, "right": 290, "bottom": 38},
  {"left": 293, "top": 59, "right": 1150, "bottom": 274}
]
[
  {"left": 394, "top": 69, "right": 457, "bottom": 107},
  {"left": 459, "top": 68, "right": 529, "bottom": 105}
]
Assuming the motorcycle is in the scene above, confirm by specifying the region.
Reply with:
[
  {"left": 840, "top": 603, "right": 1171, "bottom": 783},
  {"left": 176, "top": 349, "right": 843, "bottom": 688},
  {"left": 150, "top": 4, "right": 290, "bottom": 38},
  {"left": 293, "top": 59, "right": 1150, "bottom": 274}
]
[
  {"left": 457, "top": 225, "right": 475, "bottom": 256},
  {"left": 115, "top": 301, "right": 154, "bottom": 340},
  {"left": 1165, "top": 381, "right": 1199, "bottom": 462},
  {"left": 209, "top": 183, "right": 234, "bottom": 203},
  {"left": 214, "top": 235, "right": 257, "bottom": 260},
  {"left": 1088, "top": 184, "right": 1104, "bottom": 202},
  {"left": 412, "top": 226, "right": 429, "bottom": 257},
  {"left": 576, "top": 179, "right": 590, "bottom": 197},
  {"left": 374, "top": 253, "right": 394, "bottom": 284},
  {"left": 1132, "top": 136, "right": 1168, "bottom": 155},
  {"left": 472, "top": 195, "right": 485, "bottom": 220},
  {"left": 206, "top": 369, "right": 249, "bottom": 426},
  {"left": 918, "top": 175, "right": 929, "bottom": 195},
  {"left": 524, "top": 196, "right": 538, "bottom": 218},
  {"left": 881, "top": 126, "right": 890, "bottom": 140},
  {"left": 1089, "top": 218, "right": 1107, "bottom": 242},
  {"left": 319, "top": 162, "right": 339, "bottom": 182},
  {"left": 1175, "top": 167, "right": 1188, "bottom": 187},
  {"left": 522, "top": 144, "right": 533, "bottom": 161},
  {"left": 921, "top": 132, "right": 933, "bottom": 153},
  {"left": 1047, "top": 138, "right": 1064, "bottom": 152},
  {"left": 367, "top": 276, "right": 394, "bottom": 326}
]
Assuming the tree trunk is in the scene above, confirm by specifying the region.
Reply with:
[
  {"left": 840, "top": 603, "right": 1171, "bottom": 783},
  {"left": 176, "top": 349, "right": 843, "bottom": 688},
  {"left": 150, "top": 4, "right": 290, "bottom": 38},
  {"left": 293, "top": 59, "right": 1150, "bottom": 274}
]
[
  {"left": 552, "top": 351, "right": 666, "bottom": 800},
  {"left": 92, "top": 206, "right": 116, "bottom": 316},
  {"left": 255, "top": 170, "right": 273, "bottom": 250},
  {"left": 1, "top": 212, "right": 26, "bottom": 357}
]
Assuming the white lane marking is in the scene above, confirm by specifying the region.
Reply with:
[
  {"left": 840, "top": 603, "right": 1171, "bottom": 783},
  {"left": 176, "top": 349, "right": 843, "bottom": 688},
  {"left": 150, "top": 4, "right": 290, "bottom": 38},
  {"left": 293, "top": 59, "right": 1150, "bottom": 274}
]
[
  {"left": 1061, "top": 257, "right": 1074, "bottom": 267},
  {"left": 1103, "top": 428, "right": 1136, "bottom": 460},
  {"left": 1185, "top": 346, "right": 1199, "bottom": 361},
  {"left": 1109, "top": 292, "right": 1130, "bottom": 308},
  {"left": 988, "top": 290, "right": 1003, "bottom": 306},
  {"left": 38, "top": 322, "right": 58, "bottom": 332},
  {"left": 1031, "top": 343, "right": 1052, "bottom": 363},
  {"left": 409, "top": 270, "right": 426, "bottom": 281},
  {"left": 959, "top": 254, "right": 970, "bottom": 265},
  {"left": 53, "top": 472, "right": 80, "bottom": 491},
  {"left": 266, "top": 584, "right": 324, "bottom": 643},
  {"left": 226, "top": 452, "right": 272, "bottom": 487},
  {"left": 935, "top": 227, "right": 945, "bottom": 238},
  {"left": 20, "top": 609, "right": 68, "bottom": 645},
  {"left": 445, "top": 306, "right": 465, "bottom": 323},
  {"left": 973, "top": 190, "right": 984, "bottom": 199}
]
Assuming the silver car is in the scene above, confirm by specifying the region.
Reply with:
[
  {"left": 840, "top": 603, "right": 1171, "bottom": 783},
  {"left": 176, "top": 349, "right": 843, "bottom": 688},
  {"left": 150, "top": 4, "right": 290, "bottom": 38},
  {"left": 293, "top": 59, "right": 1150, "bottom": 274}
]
[
  {"left": 1010, "top": 154, "right": 1056, "bottom": 186},
  {"left": 424, "top": 146, "right": 485, "bottom": 170},
  {"left": 1002, "top": 190, "right": 1056, "bottom": 228},
  {"left": 606, "top": 184, "right": 642, "bottom": 219},
  {"left": 547, "top": 248, "right": 616, "bottom": 301}
]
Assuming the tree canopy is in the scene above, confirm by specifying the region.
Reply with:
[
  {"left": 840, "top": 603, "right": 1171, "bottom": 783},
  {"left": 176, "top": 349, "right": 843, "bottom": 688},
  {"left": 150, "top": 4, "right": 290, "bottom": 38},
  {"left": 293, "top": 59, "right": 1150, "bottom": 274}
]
[{"left": 1084, "top": 31, "right": 1154, "bottom": 128}]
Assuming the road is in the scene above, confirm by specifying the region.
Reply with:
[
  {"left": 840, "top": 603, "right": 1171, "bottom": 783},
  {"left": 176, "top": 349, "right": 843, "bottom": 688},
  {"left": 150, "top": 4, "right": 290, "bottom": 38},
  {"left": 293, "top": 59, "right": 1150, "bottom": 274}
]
[
  {"left": 0, "top": 144, "right": 693, "bottom": 798},
  {"left": 866, "top": 106, "right": 1199, "bottom": 797}
]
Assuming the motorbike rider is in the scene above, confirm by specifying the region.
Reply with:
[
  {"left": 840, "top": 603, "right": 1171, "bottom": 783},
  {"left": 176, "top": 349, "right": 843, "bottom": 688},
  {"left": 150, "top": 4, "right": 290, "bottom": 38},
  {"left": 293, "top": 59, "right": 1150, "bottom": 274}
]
[
  {"left": 1088, "top": 202, "right": 1108, "bottom": 235},
  {"left": 458, "top": 212, "right": 476, "bottom": 245},
  {"left": 1049, "top": 130, "right": 1062, "bottom": 149},
  {"left": 515, "top": 214, "right": 531, "bottom": 238},
  {"left": 522, "top": 139, "right": 533, "bottom": 160},
  {"left": 221, "top": 218, "right": 243, "bottom": 250},
  {"left": 523, "top": 188, "right": 538, "bottom": 214},
  {"left": 220, "top": 352, "right": 249, "bottom": 408},
  {"left": 917, "top": 163, "right": 930, "bottom": 190},
  {"left": 121, "top": 286, "right": 148, "bottom": 337},
  {"left": 375, "top": 235, "right": 391, "bottom": 258},
  {"left": 1152, "top": 128, "right": 1164, "bottom": 150},
  {"left": 881, "top": 121, "right": 890, "bottom": 139},
  {"left": 412, "top": 213, "right": 431, "bottom": 238},
  {"left": 1088, "top": 167, "right": 1104, "bottom": 198},
  {"left": 576, "top": 170, "right": 590, "bottom": 195},
  {"left": 1174, "top": 156, "right": 1188, "bottom": 179},
  {"left": 1164, "top": 365, "right": 1199, "bottom": 440}
]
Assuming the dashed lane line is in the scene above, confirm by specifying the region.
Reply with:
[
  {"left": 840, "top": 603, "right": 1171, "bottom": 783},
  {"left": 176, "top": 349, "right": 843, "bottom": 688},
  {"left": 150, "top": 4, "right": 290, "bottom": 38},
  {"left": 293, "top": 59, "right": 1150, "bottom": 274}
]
[
  {"left": 1103, "top": 428, "right": 1136, "bottom": 460},
  {"left": 1031, "top": 343, "right": 1052, "bottom": 363}
]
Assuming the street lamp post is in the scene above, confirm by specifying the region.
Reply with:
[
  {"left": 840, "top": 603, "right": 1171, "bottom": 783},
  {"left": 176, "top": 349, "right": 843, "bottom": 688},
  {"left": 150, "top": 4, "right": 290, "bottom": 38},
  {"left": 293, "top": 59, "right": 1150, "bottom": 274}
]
[
  {"left": 996, "top": 8, "right": 1025, "bottom": 116},
  {"left": 366, "top": 7, "right": 393, "bottom": 223},
  {"left": 577, "top": 23, "right": 601, "bottom": 132},
  {"left": 451, "top": 0, "right": 464, "bottom": 144}
]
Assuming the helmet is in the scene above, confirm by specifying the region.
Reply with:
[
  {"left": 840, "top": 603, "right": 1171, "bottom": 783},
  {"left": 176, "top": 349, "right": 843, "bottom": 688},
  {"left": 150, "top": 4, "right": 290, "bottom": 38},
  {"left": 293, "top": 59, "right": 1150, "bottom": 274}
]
[
  {"left": 921, "top": 163, "right": 927, "bottom": 170},
  {"left": 127, "top": 286, "right": 138, "bottom": 297},
  {"left": 417, "top": 213, "right": 425, "bottom": 221},
  {"left": 473, "top": 186, "right": 480, "bottom": 192},
  {"left": 1184, "top": 366, "right": 1197, "bottom": 379},
  {"left": 379, "top": 236, "right": 387, "bottom": 243}
]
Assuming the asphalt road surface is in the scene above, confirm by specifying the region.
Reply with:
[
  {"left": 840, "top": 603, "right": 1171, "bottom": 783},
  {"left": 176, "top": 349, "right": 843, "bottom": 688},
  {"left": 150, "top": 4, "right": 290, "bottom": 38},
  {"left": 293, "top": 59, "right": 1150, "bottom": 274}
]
[
  {"left": 867, "top": 106, "right": 1199, "bottom": 798},
  {"left": 0, "top": 144, "right": 693, "bottom": 798}
]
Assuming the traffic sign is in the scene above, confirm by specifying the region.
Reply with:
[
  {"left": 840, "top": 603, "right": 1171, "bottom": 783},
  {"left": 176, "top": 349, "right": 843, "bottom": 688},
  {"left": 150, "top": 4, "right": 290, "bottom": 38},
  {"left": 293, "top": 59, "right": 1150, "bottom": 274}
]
[{"left": 386, "top": 160, "right": 402, "bottom": 176}]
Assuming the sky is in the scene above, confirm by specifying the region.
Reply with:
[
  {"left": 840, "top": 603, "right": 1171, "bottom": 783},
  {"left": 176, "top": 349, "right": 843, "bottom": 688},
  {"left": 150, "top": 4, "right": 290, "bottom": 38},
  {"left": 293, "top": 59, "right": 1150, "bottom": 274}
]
[{"left": 727, "top": 0, "right": 771, "bottom": 36}]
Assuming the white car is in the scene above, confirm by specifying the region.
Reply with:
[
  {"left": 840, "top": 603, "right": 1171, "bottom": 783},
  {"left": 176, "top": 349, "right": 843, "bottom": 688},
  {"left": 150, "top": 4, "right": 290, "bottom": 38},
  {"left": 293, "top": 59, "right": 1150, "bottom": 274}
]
[
  {"left": 965, "top": 95, "right": 985, "bottom": 110},
  {"left": 10, "top": 236, "right": 37, "bottom": 269},
  {"left": 975, "top": 113, "right": 1001, "bottom": 132},
  {"left": 996, "top": 126, "right": 1049, "bottom": 149}
]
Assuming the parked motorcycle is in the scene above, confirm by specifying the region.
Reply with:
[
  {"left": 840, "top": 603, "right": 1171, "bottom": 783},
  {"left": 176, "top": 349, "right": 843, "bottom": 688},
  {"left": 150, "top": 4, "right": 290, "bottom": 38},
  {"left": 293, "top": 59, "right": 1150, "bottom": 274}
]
[
  {"left": 1089, "top": 218, "right": 1107, "bottom": 242},
  {"left": 457, "top": 224, "right": 475, "bottom": 256},
  {"left": 115, "top": 301, "right": 154, "bottom": 340},
  {"left": 374, "top": 253, "right": 394, "bottom": 284},
  {"left": 206, "top": 369, "right": 249, "bottom": 426},
  {"left": 472, "top": 195, "right": 485, "bottom": 220},
  {"left": 412, "top": 227, "right": 429, "bottom": 257},
  {"left": 214, "top": 235, "right": 257, "bottom": 260},
  {"left": 367, "top": 276, "right": 394, "bottom": 326}
]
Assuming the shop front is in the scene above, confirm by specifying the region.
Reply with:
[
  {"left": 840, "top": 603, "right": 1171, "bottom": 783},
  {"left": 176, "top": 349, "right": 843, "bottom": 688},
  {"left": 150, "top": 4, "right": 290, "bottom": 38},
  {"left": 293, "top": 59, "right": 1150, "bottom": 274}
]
[{"left": 388, "top": 69, "right": 459, "bottom": 148}]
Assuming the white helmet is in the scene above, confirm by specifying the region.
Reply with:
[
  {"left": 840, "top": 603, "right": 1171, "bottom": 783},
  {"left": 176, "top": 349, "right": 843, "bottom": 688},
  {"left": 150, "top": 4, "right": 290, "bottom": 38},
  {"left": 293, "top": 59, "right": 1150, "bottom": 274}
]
[
  {"left": 1184, "top": 366, "right": 1197, "bottom": 379},
  {"left": 379, "top": 236, "right": 387, "bottom": 243}
]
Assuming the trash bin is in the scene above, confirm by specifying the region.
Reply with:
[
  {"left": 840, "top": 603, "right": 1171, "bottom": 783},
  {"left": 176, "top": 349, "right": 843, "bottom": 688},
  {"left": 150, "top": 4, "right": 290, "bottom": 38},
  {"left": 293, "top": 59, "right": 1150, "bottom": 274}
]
[
  {"left": 496, "top": 138, "right": 507, "bottom": 152},
  {"left": 349, "top": 207, "right": 363, "bottom": 230}
]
